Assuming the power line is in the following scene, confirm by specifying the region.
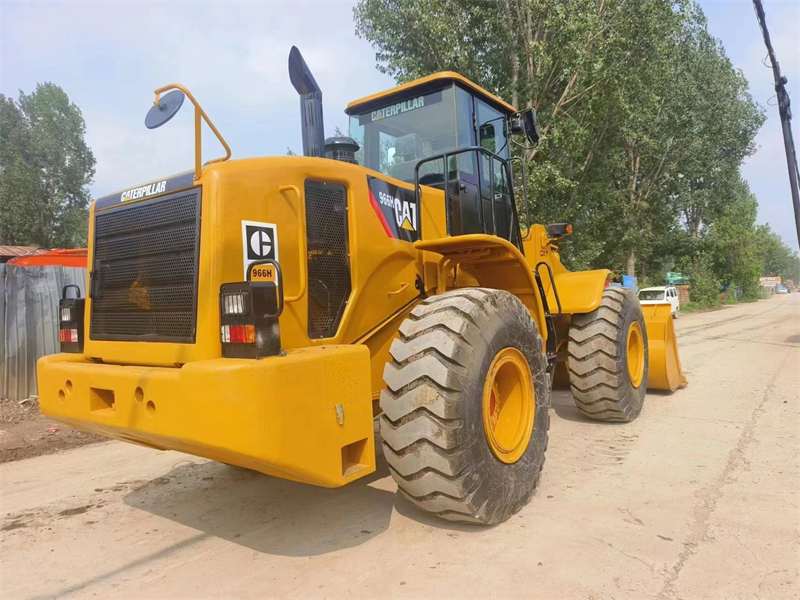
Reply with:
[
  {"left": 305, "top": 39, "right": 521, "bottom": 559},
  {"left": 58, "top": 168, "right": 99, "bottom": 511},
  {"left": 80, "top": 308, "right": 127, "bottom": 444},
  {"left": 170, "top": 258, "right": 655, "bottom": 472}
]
[{"left": 753, "top": 0, "right": 800, "bottom": 248}]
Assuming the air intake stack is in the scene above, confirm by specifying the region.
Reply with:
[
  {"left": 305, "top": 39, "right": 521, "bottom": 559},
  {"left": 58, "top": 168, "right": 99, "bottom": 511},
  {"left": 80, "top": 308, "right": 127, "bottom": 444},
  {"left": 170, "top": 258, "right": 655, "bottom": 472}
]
[
  {"left": 288, "top": 46, "right": 325, "bottom": 158},
  {"left": 325, "top": 137, "right": 360, "bottom": 164}
]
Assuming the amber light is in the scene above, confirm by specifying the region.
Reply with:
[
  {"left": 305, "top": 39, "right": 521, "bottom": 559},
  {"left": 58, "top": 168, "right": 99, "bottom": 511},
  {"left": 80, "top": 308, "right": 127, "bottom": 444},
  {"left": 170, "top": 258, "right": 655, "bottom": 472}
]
[{"left": 221, "top": 324, "right": 255, "bottom": 344}]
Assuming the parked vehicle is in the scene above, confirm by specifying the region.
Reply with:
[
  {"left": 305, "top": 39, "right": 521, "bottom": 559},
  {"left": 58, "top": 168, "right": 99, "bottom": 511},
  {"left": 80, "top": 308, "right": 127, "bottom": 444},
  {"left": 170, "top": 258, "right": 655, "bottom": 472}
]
[
  {"left": 639, "top": 286, "right": 680, "bottom": 317},
  {"left": 776, "top": 285, "right": 789, "bottom": 294}
]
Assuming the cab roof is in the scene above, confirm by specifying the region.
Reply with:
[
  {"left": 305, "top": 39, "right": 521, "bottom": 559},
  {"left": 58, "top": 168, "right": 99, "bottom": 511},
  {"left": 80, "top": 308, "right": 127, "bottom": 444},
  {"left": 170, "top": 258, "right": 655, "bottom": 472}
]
[{"left": 346, "top": 71, "right": 516, "bottom": 115}]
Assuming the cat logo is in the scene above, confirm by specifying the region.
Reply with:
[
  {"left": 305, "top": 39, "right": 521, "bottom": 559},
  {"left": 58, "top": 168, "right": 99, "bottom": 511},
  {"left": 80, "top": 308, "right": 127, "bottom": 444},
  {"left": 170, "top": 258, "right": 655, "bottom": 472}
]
[
  {"left": 395, "top": 199, "right": 417, "bottom": 232},
  {"left": 367, "top": 176, "right": 419, "bottom": 242}
]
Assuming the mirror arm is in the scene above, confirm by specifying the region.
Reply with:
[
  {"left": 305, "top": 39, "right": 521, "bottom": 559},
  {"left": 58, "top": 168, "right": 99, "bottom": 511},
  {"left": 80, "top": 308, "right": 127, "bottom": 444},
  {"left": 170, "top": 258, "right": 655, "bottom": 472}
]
[{"left": 153, "top": 83, "right": 232, "bottom": 180}]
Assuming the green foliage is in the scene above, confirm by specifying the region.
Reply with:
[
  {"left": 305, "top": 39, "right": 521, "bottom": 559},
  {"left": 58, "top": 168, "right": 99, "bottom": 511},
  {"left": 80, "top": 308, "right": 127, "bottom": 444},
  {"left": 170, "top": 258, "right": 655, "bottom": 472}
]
[
  {"left": 0, "top": 83, "right": 96, "bottom": 248},
  {"left": 757, "top": 224, "right": 800, "bottom": 282},
  {"left": 690, "top": 255, "right": 722, "bottom": 307},
  {"left": 354, "top": 0, "right": 796, "bottom": 297}
]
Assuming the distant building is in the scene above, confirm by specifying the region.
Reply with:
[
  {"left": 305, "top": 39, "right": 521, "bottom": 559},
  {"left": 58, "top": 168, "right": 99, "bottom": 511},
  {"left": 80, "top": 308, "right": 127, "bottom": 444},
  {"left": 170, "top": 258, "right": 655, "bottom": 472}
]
[{"left": 0, "top": 245, "right": 48, "bottom": 264}]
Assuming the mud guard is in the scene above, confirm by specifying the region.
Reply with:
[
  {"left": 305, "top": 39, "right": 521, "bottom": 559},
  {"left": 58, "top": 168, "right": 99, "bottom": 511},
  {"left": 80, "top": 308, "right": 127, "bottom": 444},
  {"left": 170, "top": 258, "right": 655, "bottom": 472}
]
[
  {"left": 552, "top": 269, "right": 611, "bottom": 314},
  {"left": 642, "top": 304, "right": 688, "bottom": 392}
]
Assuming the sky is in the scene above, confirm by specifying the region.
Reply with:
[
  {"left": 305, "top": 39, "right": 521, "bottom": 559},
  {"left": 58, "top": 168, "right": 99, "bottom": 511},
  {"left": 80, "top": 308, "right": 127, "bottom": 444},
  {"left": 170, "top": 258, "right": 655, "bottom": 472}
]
[{"left": 1, "top": 0, "right": 798, "bottom": 250}]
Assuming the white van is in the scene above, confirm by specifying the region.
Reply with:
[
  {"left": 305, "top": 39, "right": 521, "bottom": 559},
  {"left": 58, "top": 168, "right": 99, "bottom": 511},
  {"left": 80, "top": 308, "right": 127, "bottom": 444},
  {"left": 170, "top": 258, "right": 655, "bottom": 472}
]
[{"left": 638, "top": 286, "right": 680, "bottom": 318}]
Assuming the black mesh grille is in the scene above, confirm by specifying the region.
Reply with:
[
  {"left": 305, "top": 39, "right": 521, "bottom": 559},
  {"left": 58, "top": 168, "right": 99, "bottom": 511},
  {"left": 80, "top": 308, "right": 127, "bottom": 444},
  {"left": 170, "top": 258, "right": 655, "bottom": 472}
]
[
  {"left": 305, "top": 180, "right": 351, "bottom": 338},
  {"left": 90, "top": 188, "right": 201, "bottom": 342}
]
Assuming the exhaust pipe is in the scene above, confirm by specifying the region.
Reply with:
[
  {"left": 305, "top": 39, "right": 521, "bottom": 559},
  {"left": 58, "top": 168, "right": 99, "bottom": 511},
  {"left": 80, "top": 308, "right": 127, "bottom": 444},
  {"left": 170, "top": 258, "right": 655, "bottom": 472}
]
[{"left": 288, "top": 46, "right": 325, "bottom": 158}]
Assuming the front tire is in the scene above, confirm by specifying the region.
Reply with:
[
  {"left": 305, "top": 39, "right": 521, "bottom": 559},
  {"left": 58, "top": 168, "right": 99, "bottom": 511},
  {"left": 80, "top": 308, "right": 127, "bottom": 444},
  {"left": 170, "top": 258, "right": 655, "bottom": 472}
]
[
  {"left": 567, "top": 287, "right": 648, "bottom": 422},
  {"left": 380, "top": 288, "right": 549, "bottom": 525}
]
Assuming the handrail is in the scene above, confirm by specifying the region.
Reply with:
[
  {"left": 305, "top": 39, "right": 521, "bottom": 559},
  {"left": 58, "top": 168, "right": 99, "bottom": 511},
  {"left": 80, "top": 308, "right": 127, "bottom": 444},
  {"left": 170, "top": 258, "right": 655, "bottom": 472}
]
[
  {"left": 278, "top": 185, "right": 307, "bottom": 303},
  {"left": 152, "top": 83, "right": 232, "bottom": 180},
  {"left": 413, "top": 146, "right": 518, "bottom": 243},
  {"left": 510, "top": 156, "right": 530, "bottom": 240},
  {"left": 535, "top": 261, "right": 562, "bottom": 316},
  {"left": 61, "top": 284, "right": 82, "bottom": 300}
]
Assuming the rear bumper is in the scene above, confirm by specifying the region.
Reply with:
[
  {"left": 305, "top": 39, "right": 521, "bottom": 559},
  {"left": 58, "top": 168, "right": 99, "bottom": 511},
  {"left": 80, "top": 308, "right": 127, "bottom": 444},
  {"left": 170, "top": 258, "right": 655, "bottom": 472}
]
[{"left": 37, "top": 346, "right": 375, "bottom": 487}]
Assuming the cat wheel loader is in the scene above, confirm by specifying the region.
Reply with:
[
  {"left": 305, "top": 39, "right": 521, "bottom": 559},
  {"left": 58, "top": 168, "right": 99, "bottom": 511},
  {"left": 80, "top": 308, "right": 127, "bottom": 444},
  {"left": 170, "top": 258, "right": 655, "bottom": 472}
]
[{"left": 38, "top": 47, "right": 686, "bottom": 525}]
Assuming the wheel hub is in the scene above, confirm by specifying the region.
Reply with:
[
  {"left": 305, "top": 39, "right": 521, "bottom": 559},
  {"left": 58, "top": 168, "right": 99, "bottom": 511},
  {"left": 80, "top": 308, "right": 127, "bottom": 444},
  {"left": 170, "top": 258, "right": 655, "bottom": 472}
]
[
  {"left": 626, "top": 321, "right": 645, "bottom": 388},
  {"left": 482, "top": 347, "right": 535, "bottom": 464}
]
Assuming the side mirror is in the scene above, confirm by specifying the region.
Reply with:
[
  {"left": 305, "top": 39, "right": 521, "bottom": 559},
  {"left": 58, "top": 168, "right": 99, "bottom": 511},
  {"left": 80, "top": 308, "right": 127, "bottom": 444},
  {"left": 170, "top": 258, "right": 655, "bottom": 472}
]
[
  {"left": 479, "top": 123, "right": 496, "bottom": 141},
  {"left": 509, "top": 108, "right": 539, "bottom": 146},
  {"left": 522, "top": 109, "right": 539, "bottom": 145}
]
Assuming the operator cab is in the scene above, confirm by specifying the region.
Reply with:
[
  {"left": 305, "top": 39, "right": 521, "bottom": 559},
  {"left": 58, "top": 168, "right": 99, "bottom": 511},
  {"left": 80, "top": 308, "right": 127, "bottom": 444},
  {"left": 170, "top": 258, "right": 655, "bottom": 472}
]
[{"left": 346, "top": 73, "right": 537, "bottom": 248}]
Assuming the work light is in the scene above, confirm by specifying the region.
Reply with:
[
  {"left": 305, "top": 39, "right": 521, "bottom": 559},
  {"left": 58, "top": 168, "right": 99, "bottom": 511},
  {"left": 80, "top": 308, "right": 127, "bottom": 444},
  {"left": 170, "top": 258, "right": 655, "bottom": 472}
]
[
  {"left": 219, "top": 260, "right": 284, "bottom": 359},
  {"left": 58, "top": 284, "right": 85, "bottom": 353}
]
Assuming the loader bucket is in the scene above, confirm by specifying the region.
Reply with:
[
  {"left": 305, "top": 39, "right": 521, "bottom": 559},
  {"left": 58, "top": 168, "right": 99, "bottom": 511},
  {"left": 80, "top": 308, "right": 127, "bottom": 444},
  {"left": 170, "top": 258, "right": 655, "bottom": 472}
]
[{"left": 642, "top": 304, "right": 688, "bottom": 392}]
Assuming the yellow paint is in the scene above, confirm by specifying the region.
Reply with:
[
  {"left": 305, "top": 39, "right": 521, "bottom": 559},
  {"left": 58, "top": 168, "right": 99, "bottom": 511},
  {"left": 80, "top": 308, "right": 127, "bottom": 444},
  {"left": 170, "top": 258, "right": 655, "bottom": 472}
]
[
  {"left": 482, "top": 347, "right": 535, "bottom": 464},
  {"left": 346, "top": 71, "right": 516, "bottom": 114},
  {"left": 37, "top": 346, "right": 375, "bottom": 487},
  {"left": 38, "top": 71, "right": 654, "bottom": 489},
  {"left": 626, "top": 321, "right": 645, "bottom": 388},
  {"left": 641, "top": 304, "right": 688, "bottom": 391},
  {"left": 248, "top": 264, "right": 278, "bottom": 283}
]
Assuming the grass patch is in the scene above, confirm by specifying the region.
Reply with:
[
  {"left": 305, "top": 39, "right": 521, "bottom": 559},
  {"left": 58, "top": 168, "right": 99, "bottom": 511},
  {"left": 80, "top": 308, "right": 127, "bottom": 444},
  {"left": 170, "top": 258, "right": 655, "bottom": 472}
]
[
  {"left": 681, "top": 294, "right": 761, "bottom": 314},
  {"left": 679, "top": 302, "right": 705, "bottom": 314}
]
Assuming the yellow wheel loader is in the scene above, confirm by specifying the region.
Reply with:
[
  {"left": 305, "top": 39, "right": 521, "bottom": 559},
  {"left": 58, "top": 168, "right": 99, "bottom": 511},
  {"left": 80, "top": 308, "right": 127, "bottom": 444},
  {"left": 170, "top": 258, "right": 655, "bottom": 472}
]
[{"left": 38, "top": 47, "right": 686, "bottom": 525}]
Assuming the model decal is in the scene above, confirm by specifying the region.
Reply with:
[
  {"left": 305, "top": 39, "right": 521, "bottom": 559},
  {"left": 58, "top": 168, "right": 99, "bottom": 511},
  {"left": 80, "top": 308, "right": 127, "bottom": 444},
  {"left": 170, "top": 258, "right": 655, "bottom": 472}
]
[
  {"left": 241, "top": 220, "right": 279, "bottom": 279},
  {"left": 367, "top": 176, "right": 418, "bottom": 242}
]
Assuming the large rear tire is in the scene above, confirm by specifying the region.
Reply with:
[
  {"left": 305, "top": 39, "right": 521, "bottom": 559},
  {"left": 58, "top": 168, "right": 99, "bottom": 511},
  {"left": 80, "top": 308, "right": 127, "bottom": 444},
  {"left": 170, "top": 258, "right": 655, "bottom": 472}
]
[
  {"left": 380, "top": 288, "right": 549, "bottom": 525},
  {"left": 567, "top": 287, "right": 648, "bottom": 422}
]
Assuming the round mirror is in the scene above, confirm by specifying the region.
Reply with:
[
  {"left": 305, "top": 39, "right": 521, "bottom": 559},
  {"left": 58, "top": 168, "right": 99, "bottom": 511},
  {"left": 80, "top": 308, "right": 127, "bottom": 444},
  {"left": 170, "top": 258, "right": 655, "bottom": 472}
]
[{"left": 145, "top": 90, "right": 185, "bottom": 129}]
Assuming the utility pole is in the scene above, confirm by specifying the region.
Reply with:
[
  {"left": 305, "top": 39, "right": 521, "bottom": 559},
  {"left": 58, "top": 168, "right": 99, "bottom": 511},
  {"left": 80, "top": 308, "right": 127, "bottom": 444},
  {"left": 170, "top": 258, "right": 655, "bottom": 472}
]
[{"left": 753, "top": 0, "right": 800, "bottom": 247}]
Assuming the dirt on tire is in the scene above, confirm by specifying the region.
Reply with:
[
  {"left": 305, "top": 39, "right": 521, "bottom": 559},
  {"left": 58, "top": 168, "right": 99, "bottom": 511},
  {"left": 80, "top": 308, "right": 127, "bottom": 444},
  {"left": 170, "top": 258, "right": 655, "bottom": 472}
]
[
  {"left": 380, "top": 287, "right": 550, "bottom": 525},
  {"left": 567, "top": 286, "right": 648, "bottom": 421}
]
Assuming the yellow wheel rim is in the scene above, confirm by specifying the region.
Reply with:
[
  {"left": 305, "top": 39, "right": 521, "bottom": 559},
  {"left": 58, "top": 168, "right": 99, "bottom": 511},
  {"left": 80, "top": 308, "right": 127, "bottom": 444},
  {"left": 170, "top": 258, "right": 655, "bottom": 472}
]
[
  {"left": 626, "top": 321, "right": 645, "bottom": 388},
  {"left": 482, "top": 347, "right": 535, "bottom": 464}
]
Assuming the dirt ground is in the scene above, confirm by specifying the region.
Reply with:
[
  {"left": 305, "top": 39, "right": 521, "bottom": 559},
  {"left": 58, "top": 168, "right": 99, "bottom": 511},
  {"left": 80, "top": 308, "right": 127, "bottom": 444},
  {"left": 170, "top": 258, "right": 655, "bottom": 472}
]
[
  {"left": 0, "top": 396, "right": 104, "bottom": 463},
  {"left": 1, "top": 293, "right": 798, "bottom": 600}
]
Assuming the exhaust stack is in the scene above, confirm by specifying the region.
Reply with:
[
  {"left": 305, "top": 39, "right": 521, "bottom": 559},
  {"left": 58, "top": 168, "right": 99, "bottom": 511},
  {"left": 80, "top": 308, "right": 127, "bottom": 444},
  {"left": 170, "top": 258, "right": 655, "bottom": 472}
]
[{"left": 288, "top": 46, "right": 325, "bottom": 158}]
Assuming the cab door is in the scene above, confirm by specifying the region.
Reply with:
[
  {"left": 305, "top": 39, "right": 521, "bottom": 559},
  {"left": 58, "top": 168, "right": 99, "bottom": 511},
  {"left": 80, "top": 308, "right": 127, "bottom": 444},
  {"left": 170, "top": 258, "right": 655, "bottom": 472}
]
[{"left": 474, "top": 98, "right": 520, "bottom": 248}]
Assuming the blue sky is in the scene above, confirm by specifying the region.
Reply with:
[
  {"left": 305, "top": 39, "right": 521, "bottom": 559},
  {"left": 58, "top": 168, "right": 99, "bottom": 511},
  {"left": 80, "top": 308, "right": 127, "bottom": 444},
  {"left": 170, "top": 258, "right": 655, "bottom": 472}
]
[{"left": 1, "top": 0, "right": 798, "bottom": 250}]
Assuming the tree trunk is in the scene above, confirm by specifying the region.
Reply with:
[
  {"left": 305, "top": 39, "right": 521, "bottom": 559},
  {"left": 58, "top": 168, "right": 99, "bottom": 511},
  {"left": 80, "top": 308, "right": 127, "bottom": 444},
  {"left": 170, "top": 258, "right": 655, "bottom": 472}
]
[
  {"left": 502, "top": 0, "right": 520, "bottom": 108},
  {"left": 627, "top": 248, "right": 636, "bottom": 277}
]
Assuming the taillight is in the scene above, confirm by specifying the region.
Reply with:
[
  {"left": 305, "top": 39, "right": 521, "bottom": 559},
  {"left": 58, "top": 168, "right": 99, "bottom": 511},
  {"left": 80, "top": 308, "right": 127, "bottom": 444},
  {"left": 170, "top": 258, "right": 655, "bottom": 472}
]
[
  {"left": 59, "top": 284, "right": 85, "bottom": 353},
  {"left": 219, "top": 260, "right": 284, "bottom": 359}
]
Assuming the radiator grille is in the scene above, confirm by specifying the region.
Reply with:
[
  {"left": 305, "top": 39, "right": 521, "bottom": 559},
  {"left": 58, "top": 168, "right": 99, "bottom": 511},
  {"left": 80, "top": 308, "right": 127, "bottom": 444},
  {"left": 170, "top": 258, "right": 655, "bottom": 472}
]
[
  {"left": 305, "top": 180, "right": 351, "bottom": 338},
  {"left": 90, "top": 188, "right": 201, "bottom": 342}
]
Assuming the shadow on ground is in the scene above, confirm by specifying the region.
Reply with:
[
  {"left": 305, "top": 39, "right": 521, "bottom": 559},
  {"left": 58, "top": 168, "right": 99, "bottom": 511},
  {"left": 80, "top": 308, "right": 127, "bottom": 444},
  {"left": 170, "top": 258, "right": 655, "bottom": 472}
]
[
  {"left": 124, "top": 447, "right": 397, "bottom": 557},
  {"left": 122, "top": 392, "right": 621, "bottom": 559}
]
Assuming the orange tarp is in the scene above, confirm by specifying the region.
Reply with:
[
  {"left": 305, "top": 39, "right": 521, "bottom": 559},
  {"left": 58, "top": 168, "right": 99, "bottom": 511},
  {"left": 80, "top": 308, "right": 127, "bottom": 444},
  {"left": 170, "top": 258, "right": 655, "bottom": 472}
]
[{"left": 8, "top": 249, "right": 87, "bottom": 268}]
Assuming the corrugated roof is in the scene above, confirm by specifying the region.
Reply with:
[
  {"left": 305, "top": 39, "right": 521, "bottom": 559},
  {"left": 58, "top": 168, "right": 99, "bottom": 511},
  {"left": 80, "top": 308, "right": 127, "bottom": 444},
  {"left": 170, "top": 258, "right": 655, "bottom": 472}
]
[{"left": 0, "top": 246, "right": 48, "bottom": 257}]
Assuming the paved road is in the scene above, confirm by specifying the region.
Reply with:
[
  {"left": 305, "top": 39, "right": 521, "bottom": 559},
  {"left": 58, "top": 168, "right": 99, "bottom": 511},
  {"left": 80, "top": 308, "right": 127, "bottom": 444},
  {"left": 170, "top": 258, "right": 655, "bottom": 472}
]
[{"left": 2, "top": 294, "right": 799, "bottom": 600}]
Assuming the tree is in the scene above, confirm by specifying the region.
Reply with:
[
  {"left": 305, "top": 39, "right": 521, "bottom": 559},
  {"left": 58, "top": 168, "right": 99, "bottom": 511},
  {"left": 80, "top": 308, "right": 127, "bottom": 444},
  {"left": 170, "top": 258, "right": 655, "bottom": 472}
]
[
  {"left": 757, "top": 224, "right": 800, "bottom": 282},
  {"left": 0, "top": 83, "right": 95, "bottom": 248},
  {"left": 354, "top": 0, "right": 769, "bottom": 297},
  {"left": 703, "top": 178, "right": 762, "bottom": 298}
]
